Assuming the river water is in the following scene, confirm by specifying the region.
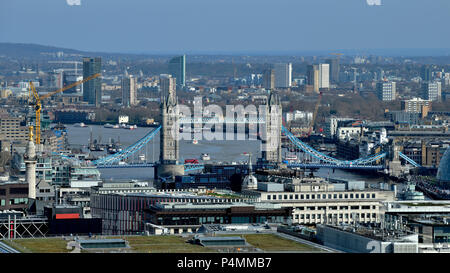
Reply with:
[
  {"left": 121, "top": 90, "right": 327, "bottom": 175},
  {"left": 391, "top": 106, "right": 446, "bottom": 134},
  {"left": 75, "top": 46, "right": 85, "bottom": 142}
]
[{"left": 64, "top": 124, "right": 390, "bottom": 185}]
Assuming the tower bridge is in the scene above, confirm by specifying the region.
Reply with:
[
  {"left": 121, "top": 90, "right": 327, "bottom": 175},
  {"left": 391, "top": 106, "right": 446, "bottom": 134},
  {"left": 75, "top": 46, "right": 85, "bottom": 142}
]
[{"left": 70, "top": 89, "right": 421, "bottom": 177}]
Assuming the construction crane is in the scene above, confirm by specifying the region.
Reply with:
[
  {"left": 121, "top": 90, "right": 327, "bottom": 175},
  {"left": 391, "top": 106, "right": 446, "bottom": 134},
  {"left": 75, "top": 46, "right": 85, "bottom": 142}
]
[
  {"left": 28, "top": 73, "right": 101, "bottom": 145},
  {"left": 306, "top": 91, "right": 323, "bottom": 137}
]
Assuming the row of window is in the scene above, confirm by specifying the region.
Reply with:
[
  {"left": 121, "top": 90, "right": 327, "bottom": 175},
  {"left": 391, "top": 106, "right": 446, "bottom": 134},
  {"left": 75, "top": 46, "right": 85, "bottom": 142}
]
[
  {"left": 266, "top": 192, "right": 376, "bottom": 201},
  {"left": 0, "top": 198, "right": 28, "bottom": 206},
  {"left": 294, "top": 213, "right": 377, "bottom": 220},
  {"left": 296, "top": 205, "right": 375, "bottom": 211}
]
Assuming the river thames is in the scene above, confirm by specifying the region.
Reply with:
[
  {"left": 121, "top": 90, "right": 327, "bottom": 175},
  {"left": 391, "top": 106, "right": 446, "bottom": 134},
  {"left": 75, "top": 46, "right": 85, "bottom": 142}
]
[{"left": 64, "top": 124, "right": 390, "bottom": 186}]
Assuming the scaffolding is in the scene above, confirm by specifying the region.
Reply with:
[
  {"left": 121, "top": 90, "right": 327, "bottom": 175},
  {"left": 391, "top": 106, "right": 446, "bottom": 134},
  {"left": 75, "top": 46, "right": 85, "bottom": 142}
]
[{"left": 0, "top": 215, "right": 49, "bottom": 239}]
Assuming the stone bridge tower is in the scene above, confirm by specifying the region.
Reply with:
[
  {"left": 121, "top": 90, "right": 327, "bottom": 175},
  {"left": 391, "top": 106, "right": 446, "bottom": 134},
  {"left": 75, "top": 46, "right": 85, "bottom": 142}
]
[{"left": 261, "top": 91, "right": 282, "bottom": 164}]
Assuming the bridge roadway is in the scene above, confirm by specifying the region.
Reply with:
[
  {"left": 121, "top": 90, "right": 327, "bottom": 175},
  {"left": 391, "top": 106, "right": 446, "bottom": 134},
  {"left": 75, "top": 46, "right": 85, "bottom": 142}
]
[{"left": 95, "top": 162, "right": 384, "bottom": 170}]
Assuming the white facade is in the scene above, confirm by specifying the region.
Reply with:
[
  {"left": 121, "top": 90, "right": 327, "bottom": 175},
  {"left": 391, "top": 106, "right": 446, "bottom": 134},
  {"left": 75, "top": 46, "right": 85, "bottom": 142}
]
[
  {"left": 337, "top": 127, "right": 362, "bottom": 140},
  {"left": 377, "top": 81, "right": 396, "bottom": 101},
  {"left": 285, "top": 110, "right": 313, "bottom": 123},
  {"left": 423, "top": 81, "right": 442, "bottom": 101},
  {"left": 122, "top": 75, "right": 137, "bottom": 106},
  {"left": 319, "top": 63, "right": 330, "bottom": 89},
  {"left": 274, "top": 63, "right": 292, "bottom": 88},
  {"left": 118, "top": 115, "right": 129, "bottom": 124}
]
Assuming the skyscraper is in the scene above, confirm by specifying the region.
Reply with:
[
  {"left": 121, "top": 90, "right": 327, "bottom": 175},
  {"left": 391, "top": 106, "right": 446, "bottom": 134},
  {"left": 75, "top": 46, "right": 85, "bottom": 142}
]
[
  {"left": 160, "top": 74, "right": 176, "bottom": 99},
  {"left": 169, "top": 55, "right": 186, "bottom": 90},
  {"left": 122, "top": 75, "right": 137, "bottom": 107},
  {"left": 422, "top": 81, "right": 442, "bottom": 101},
  {"left": 318, "top": 63, "right": 330, "bottom": 89},
  {"left": 263, "top": 69, "right": 275, "bottom": 90},
  {"left": 421, "top": 65, "right": 432, "bottom": 82},
  {"left": 307, "top": 64, "right": 320, "bottom": 93},
  {"left": 274, "top": 63, "right": 292, "bottom": 88},
  {"left": 325, "top": 58, "right": 340, "bottom": 84},
  {"left": 376, "top": 81, "right": 396, "bottom": 101},
  {"left": 82, "top": 57, "right": 102, "bottom": 107}
]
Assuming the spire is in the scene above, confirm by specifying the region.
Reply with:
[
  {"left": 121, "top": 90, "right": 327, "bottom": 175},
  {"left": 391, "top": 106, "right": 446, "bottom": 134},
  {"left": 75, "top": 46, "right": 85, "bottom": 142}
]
[{"left": 248, "top": 153, "right": 253, "bottom": 175}]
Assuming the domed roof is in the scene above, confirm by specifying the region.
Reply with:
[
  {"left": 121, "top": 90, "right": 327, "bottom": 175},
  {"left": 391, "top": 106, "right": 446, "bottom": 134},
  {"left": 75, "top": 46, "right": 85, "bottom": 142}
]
[
  {"left": 437, "top": 147, "right": 450, "bottom": 183},
  {"left": 243, "top": 174, "right": 258, "bottom": 190}
]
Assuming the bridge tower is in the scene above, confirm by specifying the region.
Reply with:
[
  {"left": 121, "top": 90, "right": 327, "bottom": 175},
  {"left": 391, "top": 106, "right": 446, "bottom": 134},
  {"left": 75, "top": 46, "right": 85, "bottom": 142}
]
[
  {"left": 156, "top": 80, "right": 184, "bottom": 179},
  {"left": 261, "top": 91, "right": 282, "bottom": 164}
]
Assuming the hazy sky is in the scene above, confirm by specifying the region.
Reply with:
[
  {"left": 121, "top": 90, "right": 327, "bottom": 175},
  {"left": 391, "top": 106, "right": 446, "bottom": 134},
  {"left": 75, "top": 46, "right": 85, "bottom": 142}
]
[{"left": 1, "top": 0, "right": 450, "bottom": 54}]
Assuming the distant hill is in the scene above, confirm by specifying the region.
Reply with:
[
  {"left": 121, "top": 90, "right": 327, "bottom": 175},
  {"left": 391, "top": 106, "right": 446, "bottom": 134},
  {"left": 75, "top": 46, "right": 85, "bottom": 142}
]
[{"left": 0, "top": 42, "right": 88, "bottom": 59}]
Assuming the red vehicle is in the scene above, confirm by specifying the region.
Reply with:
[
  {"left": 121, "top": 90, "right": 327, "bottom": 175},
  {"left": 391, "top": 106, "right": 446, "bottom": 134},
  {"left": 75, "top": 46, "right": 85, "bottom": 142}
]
[{"left": 184, "top": 159, "right": 199, "bottom": 164}]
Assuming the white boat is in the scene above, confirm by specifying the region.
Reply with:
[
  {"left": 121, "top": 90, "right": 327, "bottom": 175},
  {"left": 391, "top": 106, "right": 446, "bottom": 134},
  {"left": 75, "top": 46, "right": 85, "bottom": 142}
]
[
  {"left": 139, "top": 154, "right": 146, "bottom": 161},
  {"left": 74, "top": 122, "right": 88, "bottom": 128},
  {"left": 104, "top": 123, "right": 114, "bottom": 128},
  {"left": 201, "top": 153, "right": 210, "bottom": 161},
  {"left": 192, "top": 139, "right": 198, "bottom": 144}
]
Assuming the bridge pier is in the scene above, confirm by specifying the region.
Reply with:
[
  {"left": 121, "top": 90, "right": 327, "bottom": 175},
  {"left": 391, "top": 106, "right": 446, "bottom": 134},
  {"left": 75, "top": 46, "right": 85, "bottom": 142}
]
[{"left": 155, "top": 163, "right": 185, "bottom": 179}]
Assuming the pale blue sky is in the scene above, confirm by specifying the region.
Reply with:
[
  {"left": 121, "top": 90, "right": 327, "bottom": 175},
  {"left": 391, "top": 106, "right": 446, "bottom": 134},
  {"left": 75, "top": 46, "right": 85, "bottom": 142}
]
[{"left": 1, "top": 0, "right": 450, "bottom": 54}]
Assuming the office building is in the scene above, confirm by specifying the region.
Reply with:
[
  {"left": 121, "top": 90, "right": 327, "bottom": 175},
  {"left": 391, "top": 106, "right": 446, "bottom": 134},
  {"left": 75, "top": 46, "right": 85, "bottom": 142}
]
[
  {"left": 422, "top": 81, "right": 442, "bottom": 101},
  {"left": 82, "top": 57, "right": 102, "bottom": 107},
  {"left": 168, "top": 55, "right": 186, "bottom": 89},
  {"left": 159, "top": 74, "right": 176, "bottom": 99},
  {"left": 318, "top": 63, "right": 330, "bottom": 89},
  {"left": 263, "top": 69, "right": 275, "bottom": 90},
  {"left": 0, "top": 115, "right": 29, "bottom": 142},
  {"left": 273, "top": 63, "right": 292, "bottom": 88},
  {"left": 121, "top": 75, "right": 137, "bottom": 107},
  {"left": 307, "top": 65, "right": 320, "bottom": 93},
  {"left": 376, "top": 81, "right": 396, "bottom": 101},
  {"left": 325, "top": 58, "right": 340, "bottom": 84},
  {"left": 421, "top": 65, "right": 432, "bottom": 82},
  {"left": 401, "top": 98, "right": 432, "bottom": 114}
]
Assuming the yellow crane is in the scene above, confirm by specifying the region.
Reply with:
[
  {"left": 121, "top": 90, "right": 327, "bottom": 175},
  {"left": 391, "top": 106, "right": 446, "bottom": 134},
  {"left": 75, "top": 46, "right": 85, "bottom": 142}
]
[{"left": 28, "top": 73, "right": 101, "bottom": 145}]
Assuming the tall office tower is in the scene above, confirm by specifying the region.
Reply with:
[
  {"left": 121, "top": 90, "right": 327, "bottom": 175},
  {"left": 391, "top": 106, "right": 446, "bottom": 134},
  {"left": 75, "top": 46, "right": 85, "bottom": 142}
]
[
  {"left": 159, "top": 74, "right": 177, "bottom": 99},
  {"left": 122, "top": 75, "right": 137, "bottom": 107},
  {"left": 82, "top": 57, "right": 102, "bottom": 107},
  {"left": 376, "top": 81, "right": 396, "bottom": 101},
  {"left": 274, "top": 63, "right": 292, "bottom": 88},
  {"left": 307, "top": 64, "right": 320, "bottom": 93},
  {"left": 169, "top": 55, "right": 186, "bottom": 90},
  {"left": 318, "top": 63, "right": 330, "bottom": 89},
  {"left": 422, "top": 81, "right": 442, "bottom": 101},
  {"left": 421, "top": 65, "right": 433, "bottom": 82},
  {"left": 325, "top": 58, "right": 340, "bottom": 84},
  {"left": 263, "top": 69, "right": 275, "bottom": 90}
]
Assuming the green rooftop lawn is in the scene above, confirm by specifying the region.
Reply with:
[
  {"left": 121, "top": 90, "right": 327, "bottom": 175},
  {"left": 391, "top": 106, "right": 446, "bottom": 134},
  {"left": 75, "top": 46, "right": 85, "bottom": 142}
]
[
  {"left": 109, "top": 235, "right": 216, "bottom": 253},
  {"left": 241, "top": 234, "right": 324, "bottom": 252},
  {"left": 5, "top": 233, "right": 324, "bottom": 253},
  {"left": 9, "top": 238, "right": 70, "bottom": 253}
]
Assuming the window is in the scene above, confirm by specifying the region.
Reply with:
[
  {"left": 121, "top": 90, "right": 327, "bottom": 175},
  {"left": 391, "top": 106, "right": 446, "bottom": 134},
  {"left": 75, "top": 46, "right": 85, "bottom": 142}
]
[
  {"left": 372, "top": 194, "right": 376, "bottom": 198},
  {"left": 311, "top": 194, "right": 315, "bottom": 199},
  {"left": 351, "top": 206, "right": 359, "bottom": 210},
  {"left": 355, "top": 194, "right": 359, "bottom": 198},
  {"left": 295, "top": 194, "right": 299, "bottom": 199},
  {"left": 284, "top": 195, "right": 288, "bottom": 200},
  {"left": 306, "top": 194, "right": 310, "bottom": 200},
  {"left": 273, "top": 195, "right": 277, "bottom": 200},
  {"left": 350, "top": 194, "right": 354, "bottom": 198},
  {"left": 300, "top": 195, "right": 304, "bottom": 200},
  {"left": 339, "top": 194, "right": 343, "bottom": 199},
  {"left": 333, "top": 194, "right": 337, "bottom": 199},
  {"left": 344, "top": 194, "right": 348, "bottom": 199},
  {"left": 267, "top": 195, "right": 271, "bottom": 200},
  {"left": 322, "top": 194, "right": 326, "bottom": 199},
  {"left": 289, "top": 195, "right": 293, "bottom": 200}
]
